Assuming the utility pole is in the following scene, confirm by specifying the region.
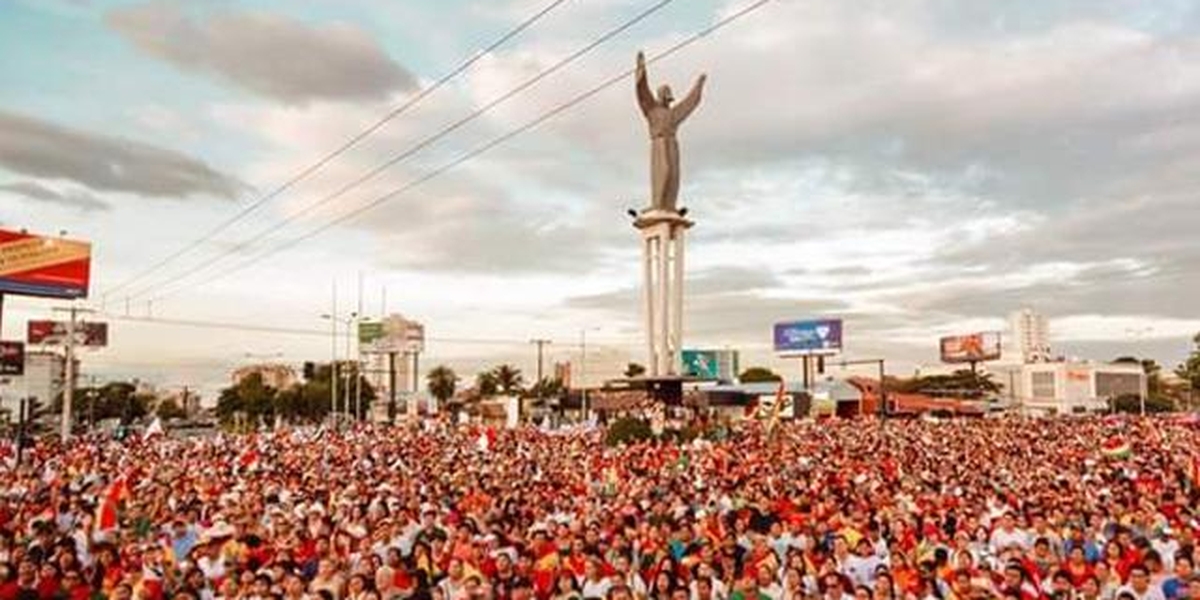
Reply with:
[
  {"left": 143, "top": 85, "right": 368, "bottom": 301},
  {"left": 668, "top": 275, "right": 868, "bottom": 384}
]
[
  {"left": 16, "top": 397, "right": 26, "bottom": 467},
  {"left": 52, "top": 305, "right": 93, "bottom": 440},
  {"left": 388, "top": 351, "right": 398, "bottom": 425},
  {"left": 355, "top": 272, "right": 363, "bottom": 422}
]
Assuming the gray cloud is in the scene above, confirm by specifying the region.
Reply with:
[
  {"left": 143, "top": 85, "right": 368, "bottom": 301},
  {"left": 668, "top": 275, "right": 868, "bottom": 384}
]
[
  {"left": 0, "top": 109, "right": 244, "bottom": 199},
  {"left": 106, "top": 2, "right": 416, "bottom": 105},
  {"left": 0, "top": 180, "right": 110, "bottom": 212}
]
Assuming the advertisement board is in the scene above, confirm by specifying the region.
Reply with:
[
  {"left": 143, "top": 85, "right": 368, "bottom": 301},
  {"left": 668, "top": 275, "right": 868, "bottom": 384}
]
[
  {"left": 0, "top": 229, "right": 91, "bottom": 299},
  {"left": 681, "top": 349, "right": 739, "bottom": 380},
  {"left": 939, "top": 332, "right": 1001, "bottom": 363},
  {"left": 27, "top": 320, "right": 109, "bottom": 347},
  {"left": 0, "top": 341, "right": 24, "bottom": 376},
  {"left": 362, "top": 315, "right": 425, "bottom": 354},
  {"left": 681, "top": 350, "right": 720, "bottom": 379},
  {"left": 773, "top": 319, "right": 843, "bottom": 355},
  {"left": 358, "top": 321, "right": 384, "bottom": 345}
]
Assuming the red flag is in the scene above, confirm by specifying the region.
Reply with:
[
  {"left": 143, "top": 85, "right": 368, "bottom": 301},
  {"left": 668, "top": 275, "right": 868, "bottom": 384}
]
[{"left": 95, "top": 476, "right": 129, "bottom": 532}]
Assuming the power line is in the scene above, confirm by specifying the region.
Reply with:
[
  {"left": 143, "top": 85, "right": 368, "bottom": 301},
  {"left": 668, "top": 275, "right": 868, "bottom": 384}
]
[
  {"left": 146, "top": 0, "right": 776, "bottom": 303},
  {"left": 81, "top": 312, "right": 638, "bottom": 347},
  {"left": 125, "top": 0, "right": 681, "bottom": 303},
  {"left": 102, "top": 0, "right": 575, "bottom": 299}
]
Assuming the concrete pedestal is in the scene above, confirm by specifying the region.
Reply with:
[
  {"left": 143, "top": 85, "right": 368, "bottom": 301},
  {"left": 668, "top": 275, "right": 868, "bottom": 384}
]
[{"left": 633, "top": 209, "right": 693, "bottom": 377}]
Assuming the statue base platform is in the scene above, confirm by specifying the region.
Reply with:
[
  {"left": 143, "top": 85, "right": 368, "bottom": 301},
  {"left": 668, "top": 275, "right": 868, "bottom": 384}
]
[{"left": 633, "top": 208, "right": 694, "bottom": 230}]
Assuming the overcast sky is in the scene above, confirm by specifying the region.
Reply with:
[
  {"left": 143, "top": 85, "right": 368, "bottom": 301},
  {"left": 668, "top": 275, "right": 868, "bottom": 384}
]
[{"left": 2, "top": 0, "right": 1198, "bottom": 396}]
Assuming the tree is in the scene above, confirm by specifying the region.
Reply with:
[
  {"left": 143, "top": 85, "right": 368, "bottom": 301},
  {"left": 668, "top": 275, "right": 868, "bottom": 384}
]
[
  {"left": 493, "top": 365, "right": 524, "bottom": 395},
  {"left": 57, "top": 382, "right": 152, "bottom": 425},
  {"left": 893, "top": 370, "right": 1001, "bottom": 399},
  {"left": 624, "top": 363, "right": 647, "bottom": 378},
  {"left": 216, "top": 372, "right": 278, "bottom": 427},
  {"left": 1176, "top": 333, "right": 1200, "bottom": 407},
  {"left": 427, "top": 366, "right": 459, "bottom": 407},
  {"left": 156, "top": 398, "right": 187, "bottom": 421},
  {"left": 1115, "top": 356, "right": 1168, "bottom": 402},
  {"left": 739, "top": 367, "right": 782, "bottom": 383},
  {"left": 526, "top": 378, "right": 565, "bottom": 406},
  {"left": 476, "top": 371, "right": 500, "bottom": 397}
]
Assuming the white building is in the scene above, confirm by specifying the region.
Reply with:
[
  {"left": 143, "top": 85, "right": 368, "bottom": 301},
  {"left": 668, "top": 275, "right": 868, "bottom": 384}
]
[
  {"left": 1009, "top": 308, "right": 1052, "bottom": 363},
  {"left": 990, "top": 361, "right": 1145, "bottom": 414},
  {"left": 554, "top": 346, "right": 631, "bottom": 389},
  {"left": 0, "top": 351, "right": 69, "bottom": 417}
]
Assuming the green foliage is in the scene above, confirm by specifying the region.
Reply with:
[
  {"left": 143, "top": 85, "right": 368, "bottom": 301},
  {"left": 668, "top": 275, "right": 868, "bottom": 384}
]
[
  {"left": 526, "top": 378, "right": 565, "bottom": 404},
  {"left": 739, "top": 367, "right": 782, "bottom": 383},
  {"left": 427, "top": 366, "right": 458, "bottom": 404},
  {"left": 156, "top": 398, "right": 187, "bottom": 420},
  {"left": 1111, "top": 394, "right": 1174, "bottom": 414},
  {"left": 624, "top": 363, "right": 647, "bottom": 378},
  {"left": 476, "top": 371, "right": 499, "bottom": 397},
  {"left": 493, "top": 364, "right": 524, "bottom": 395},
  {"left": 894, "top": 370, "right": 1000, "bottom": 399},
  {"left": 605, "top": 417, "right": 654, "bottom": 446},
  {"left": 59, "top": 382, "right": 152, "bottom": 425},
  {"left": 1176, "top": 333, "right": 1200, "bottom": 392},
  {"left": 217, "top": 372, "right": 277, "bottom": 426}
]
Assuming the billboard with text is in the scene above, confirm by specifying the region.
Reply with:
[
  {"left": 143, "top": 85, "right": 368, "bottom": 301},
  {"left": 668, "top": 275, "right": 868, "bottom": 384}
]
[
  {"left": 0, "top": 229, "right": 91, "bottom": 299},
  {"left": 0, "top": 341, "right": 24, "bottom": 376},
  {"left": 773, "top": 319, "right": 843, "bottom": 355},
  {"left": 27, "top": 320, "right": 109, "bottom": 347},
  {"left": 939, "top": 332, "right": 1001, "bottom": 363}
]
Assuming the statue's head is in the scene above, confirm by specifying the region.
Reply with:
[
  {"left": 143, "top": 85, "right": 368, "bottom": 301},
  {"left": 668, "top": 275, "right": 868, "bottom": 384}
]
[{"left": 657, "top": 84, "right": 674, "bottom": 106}]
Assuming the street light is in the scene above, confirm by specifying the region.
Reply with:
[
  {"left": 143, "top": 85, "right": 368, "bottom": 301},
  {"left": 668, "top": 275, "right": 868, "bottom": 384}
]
[{"left": 321, "top": 312, "right": 358, "bottom": 422}]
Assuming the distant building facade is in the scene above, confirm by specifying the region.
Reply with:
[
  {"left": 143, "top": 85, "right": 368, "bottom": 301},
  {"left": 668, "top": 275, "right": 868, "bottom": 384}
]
[
  {"left": 231, "top": 363, "right": 297, "bottom": 390},
  {"left": 990, "top": 360, "right": 1146, "bottom": 414},
  {"left": 1009, "top": 308, "right": 1052, "bottom": 363}
]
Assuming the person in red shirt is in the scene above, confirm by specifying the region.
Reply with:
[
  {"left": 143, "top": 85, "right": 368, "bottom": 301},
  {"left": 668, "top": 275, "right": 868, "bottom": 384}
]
[{"left": 1064, "top": 546, "right": 1097, "bottom": 588}]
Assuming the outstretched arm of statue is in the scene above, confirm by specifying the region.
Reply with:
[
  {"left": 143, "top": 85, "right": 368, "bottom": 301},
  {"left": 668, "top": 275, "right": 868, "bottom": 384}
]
[
  {"left": 635, "top": 51, "right": 655, "bottom": 116},
  {"left": 673, "top": 73, "right": 707, "bottom": 124}
]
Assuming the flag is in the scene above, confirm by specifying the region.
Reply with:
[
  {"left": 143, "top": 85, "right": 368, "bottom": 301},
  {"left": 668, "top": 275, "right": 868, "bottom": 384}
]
[
  {"left": 144, "top": 418, "right": 164, "bottom": 440},
  {"left": 1101, "top": 437, "right": 1132, "bottom": 460},
  {"left": 477, "top": 428, "right": 495, "bottom": 453},
  {"left": 95, "top": 476, "right": 129, "bottom": 532}
]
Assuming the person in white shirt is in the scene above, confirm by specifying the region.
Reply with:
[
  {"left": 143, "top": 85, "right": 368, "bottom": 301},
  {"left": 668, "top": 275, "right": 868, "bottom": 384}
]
[
  {"left": 843, "top": 539, "right": 887, "bottom": 588},
  {"left": 990, "top": 514, "right": 1030, "bottom": 554},
  {"left": 581, "top": 558, "right": 612, "bottom": 600},
  {"left": 1117, "top": 565, "right": 1167, "bottom": 600}
]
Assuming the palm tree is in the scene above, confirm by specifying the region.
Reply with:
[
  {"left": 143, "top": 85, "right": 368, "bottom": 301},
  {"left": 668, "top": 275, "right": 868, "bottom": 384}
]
[
  {"left": 493, "top": 364, "right": 524, "bottom": 395},
  {"left": 476, "top": 371, "right": 500, "bottom": 397},
  {"left": 426, "top": 366, "right": 458, "bottom": 407}
]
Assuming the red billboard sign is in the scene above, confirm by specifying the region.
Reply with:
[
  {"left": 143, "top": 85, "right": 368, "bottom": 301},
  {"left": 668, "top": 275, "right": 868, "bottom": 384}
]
[
  {"left": 940, "top": 332, "right": 1002, "bottom": 363},
  {"left": 27, "top": 320, "right": 108, "bottom": 347},
  {"left": 0, "top": 341, "right": 23, "bottom": 376},
  {"left": 0, "top": 229, "right": 91, "bottom": 299}
]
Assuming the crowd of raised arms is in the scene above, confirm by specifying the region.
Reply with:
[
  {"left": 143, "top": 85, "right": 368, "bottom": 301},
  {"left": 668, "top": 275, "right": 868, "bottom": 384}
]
[{"left": 1, "top": 416, "right": 1199, "bottom": 600}]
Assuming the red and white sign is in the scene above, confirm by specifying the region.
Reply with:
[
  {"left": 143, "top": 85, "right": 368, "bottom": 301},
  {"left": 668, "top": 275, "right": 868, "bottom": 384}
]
[
  {"left": 0, "top": 229, "right": 91, "bottom": 299},
  {"left": 27, "top": 320, "right": 108, "bottom": 347}
]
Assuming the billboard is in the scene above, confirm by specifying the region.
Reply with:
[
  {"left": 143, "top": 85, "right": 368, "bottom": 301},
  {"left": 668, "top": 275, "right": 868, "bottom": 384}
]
[
  {"left": 27, "top": 320, "right": 109, "bottom": 347},
  {"left": 681, "top": 349, "right": 739, "bottom": 380},
  {"left": 939, "top": 332, "right": 1001, "bottom": 363},
  {"left": 358, "top": 321, "right": 385, "bottom": 345},
  {"left": 0, "top": 341, "right": 24, "bottom": 376},
  {"left": 682, "top": 350, "right": 719, "bottom": 379},
  {"left": 773, "top": 319, "right": 843, "bottom": 355},
  {"left": 361, "top": 315, "right": 424, "bottom": 354},
  {"left": 0, "top": 229, "right": 91, "bottom": 299}
]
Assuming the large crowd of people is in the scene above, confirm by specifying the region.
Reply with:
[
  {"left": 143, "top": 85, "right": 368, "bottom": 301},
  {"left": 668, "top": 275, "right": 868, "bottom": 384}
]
[{"left": 1, "top": 416, "right": 1198, "bottom": 600}]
